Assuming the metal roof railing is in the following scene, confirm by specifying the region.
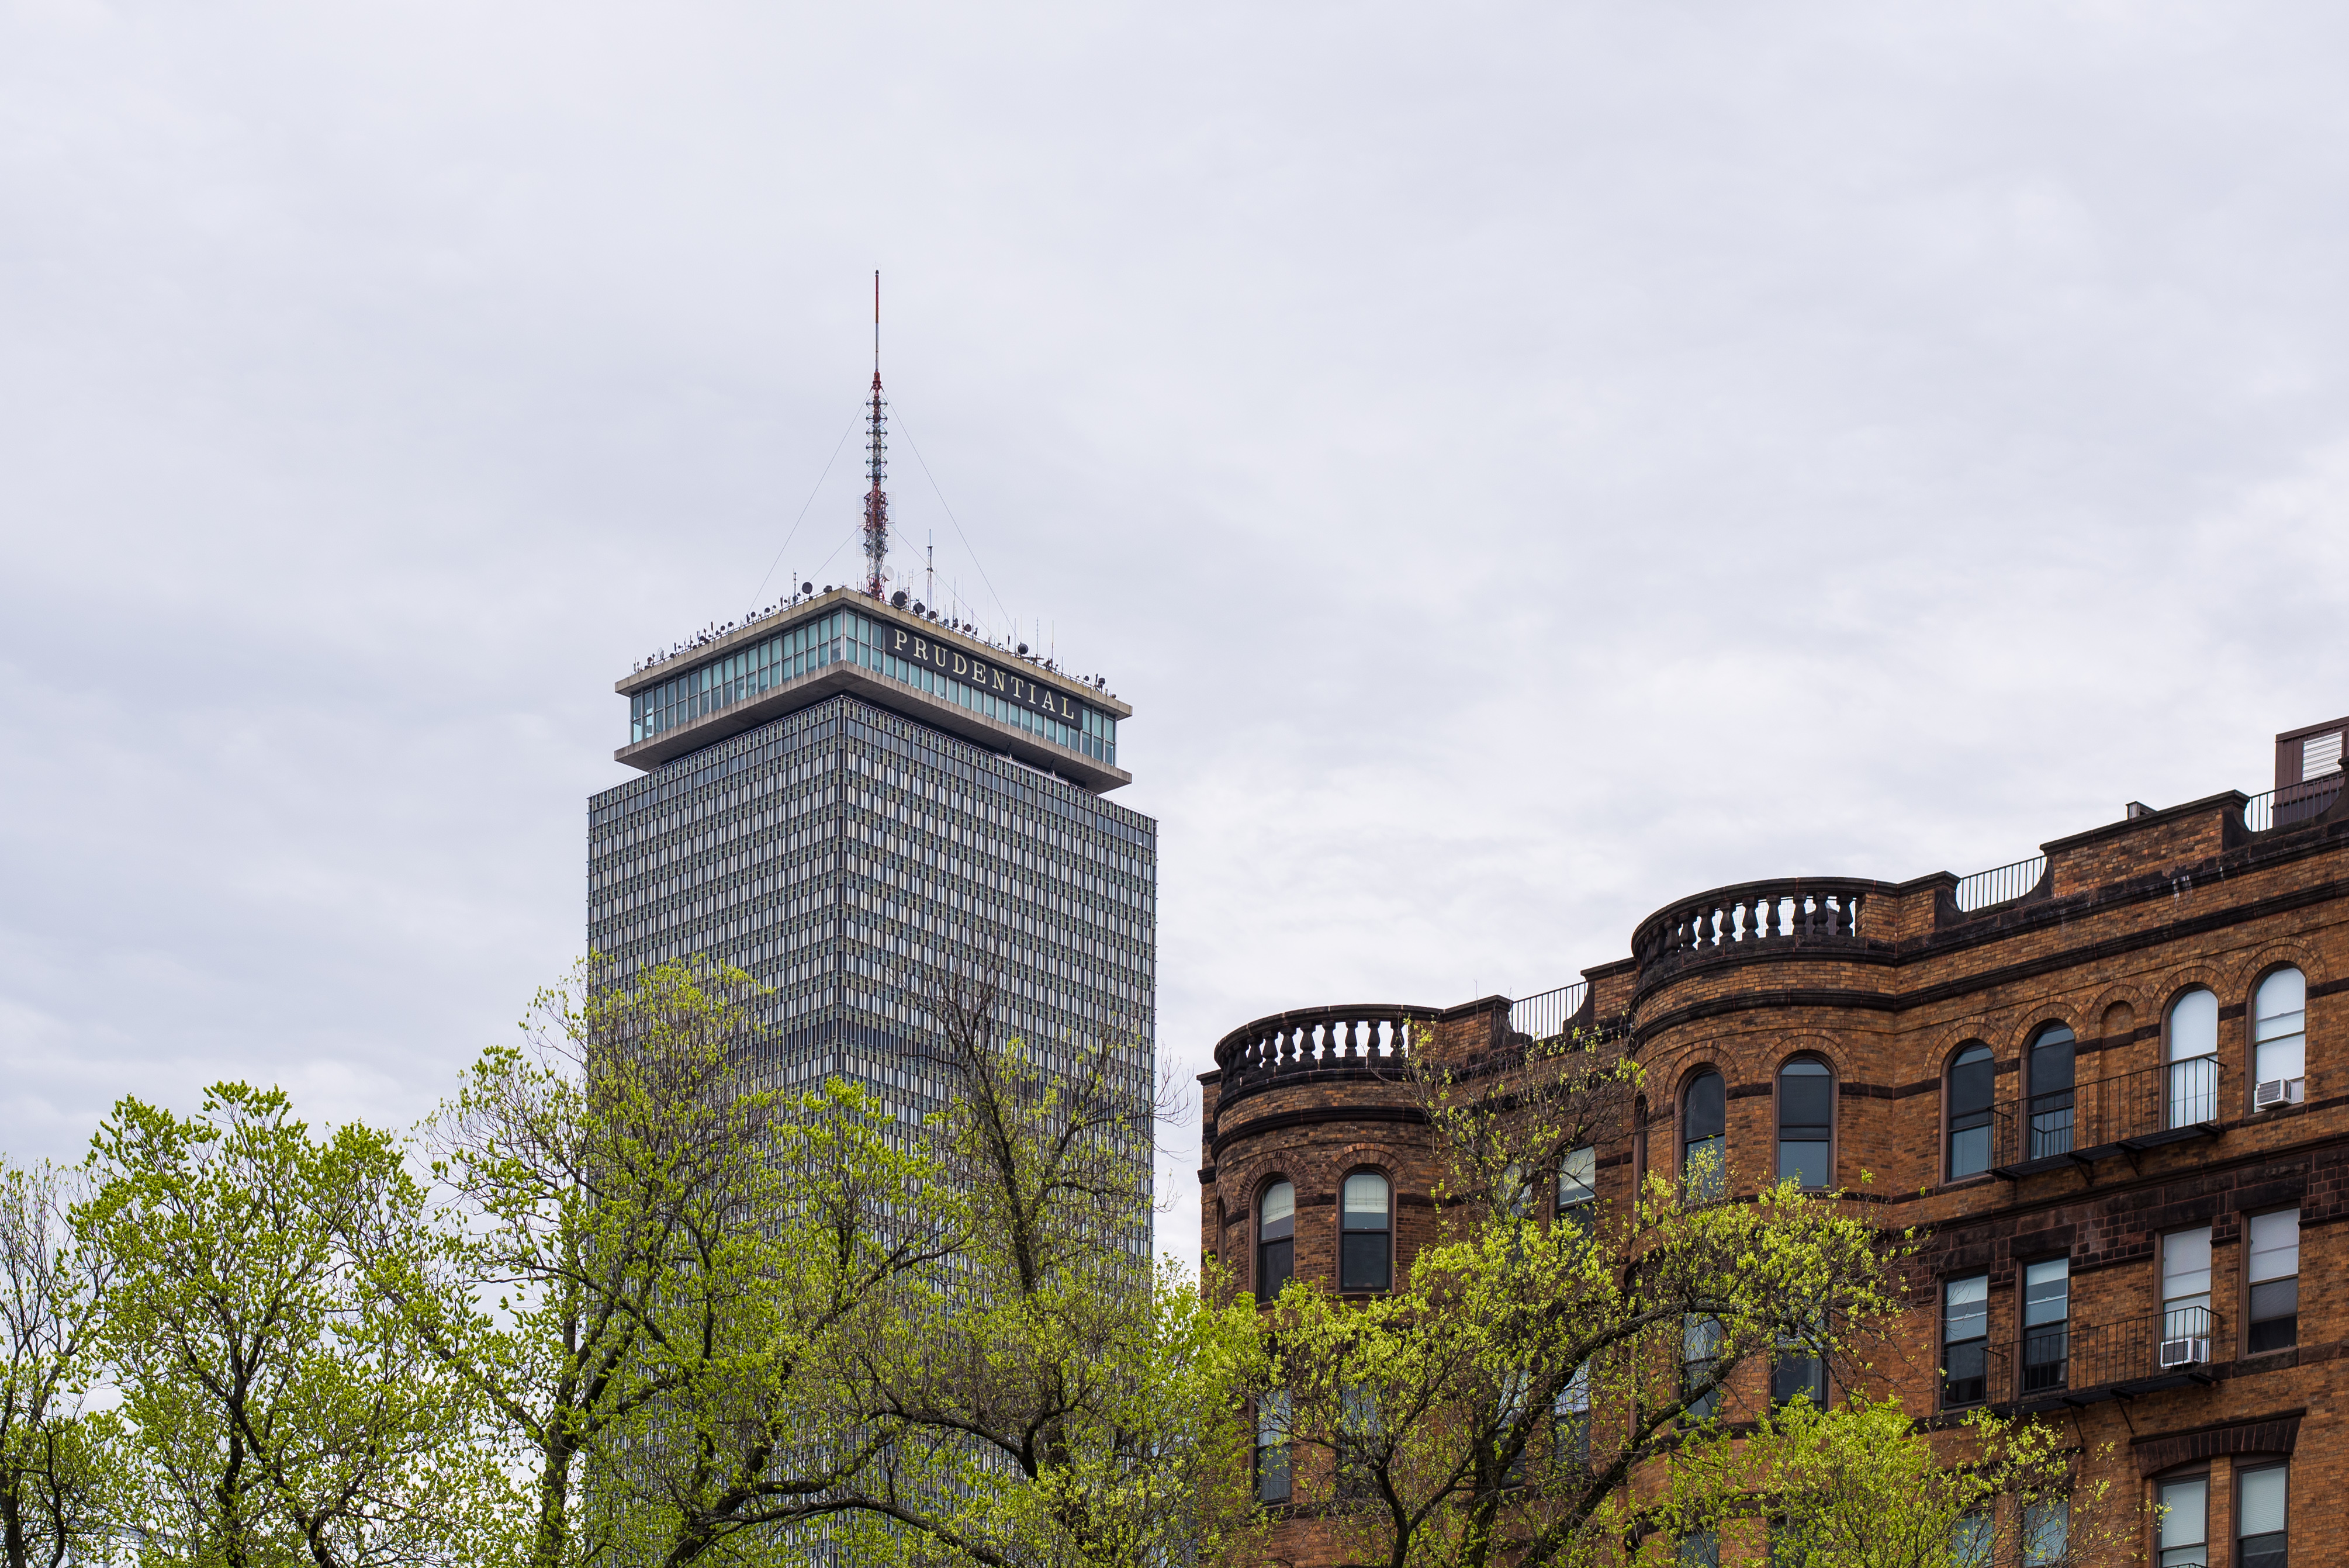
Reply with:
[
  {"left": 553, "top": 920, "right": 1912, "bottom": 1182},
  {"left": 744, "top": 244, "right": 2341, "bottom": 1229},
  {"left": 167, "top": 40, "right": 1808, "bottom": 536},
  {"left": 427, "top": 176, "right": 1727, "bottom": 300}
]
[
  {"left": 1953, "top": 854, "right": 2047, "bottom": 913},
  {"left": 1509, "top": 982, "right": 1590, "bottom": 1044}
]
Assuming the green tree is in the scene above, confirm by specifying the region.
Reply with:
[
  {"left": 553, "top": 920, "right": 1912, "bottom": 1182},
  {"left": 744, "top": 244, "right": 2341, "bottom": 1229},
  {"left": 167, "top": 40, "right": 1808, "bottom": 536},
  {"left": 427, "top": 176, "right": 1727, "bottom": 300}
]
[
  {"left": 405, "top": 958, "right": 946, "bottom": 1568},
  {"left": 77, "top": 1082, "right": 495, "bottom": 1568},
  {"left": 0, "top": 1158, "right": 112, "bottom": 1568},
  {"left": 1262, "top": 1032, "right": 1911, "bottom": 1568},
  {"left": 1663, "top": 1394, "right": 2138, "bottom": 1568},
  {"left": 833, "top": 968, "right": 1266, "bottom": 1568}
]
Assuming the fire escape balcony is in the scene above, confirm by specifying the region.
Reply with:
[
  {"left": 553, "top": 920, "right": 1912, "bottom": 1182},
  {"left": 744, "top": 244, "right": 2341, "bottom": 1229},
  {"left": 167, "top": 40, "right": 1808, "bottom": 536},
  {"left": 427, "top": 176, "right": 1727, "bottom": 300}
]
[
  {"left": 1942, "top": 1309, "right": 2225, "bottom": 1413},
  {"left": 1985, "top": 1057, "right": 2222, "bottom": 1179}
]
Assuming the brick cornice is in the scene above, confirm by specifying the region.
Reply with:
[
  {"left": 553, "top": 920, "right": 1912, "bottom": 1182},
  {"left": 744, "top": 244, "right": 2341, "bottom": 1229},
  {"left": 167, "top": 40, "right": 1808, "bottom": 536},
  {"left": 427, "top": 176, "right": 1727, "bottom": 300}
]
[{"left": 1631, "top": 873, "right": 2349, "bottom": 1043}]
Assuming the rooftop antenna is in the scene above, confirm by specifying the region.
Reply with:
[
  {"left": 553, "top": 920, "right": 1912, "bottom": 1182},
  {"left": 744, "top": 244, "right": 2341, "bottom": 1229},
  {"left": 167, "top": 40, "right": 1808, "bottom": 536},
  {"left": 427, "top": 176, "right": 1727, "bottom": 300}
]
[{"left": 862, "top": 271, "right": 889, "bottom": 600}]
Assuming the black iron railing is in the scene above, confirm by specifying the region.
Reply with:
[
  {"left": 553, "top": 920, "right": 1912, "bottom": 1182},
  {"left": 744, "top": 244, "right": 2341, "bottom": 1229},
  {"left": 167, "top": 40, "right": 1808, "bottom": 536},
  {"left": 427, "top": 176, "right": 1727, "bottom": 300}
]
[
  {"left": 1944, "top": 1309, "right": 2222, "bottom": 1411},
  {"left": 2243, "top": 774, "right": 2344, "bottom": 833},
  {"left": 1507, "top": 982, "right": 1590, "bottom": 1044},
  {"left": 1952, "top": 854, "right": 2047, "bottom": 913},
  {"left": 1987, "top": 1058, "right": 2221, "bottom": 1175}
]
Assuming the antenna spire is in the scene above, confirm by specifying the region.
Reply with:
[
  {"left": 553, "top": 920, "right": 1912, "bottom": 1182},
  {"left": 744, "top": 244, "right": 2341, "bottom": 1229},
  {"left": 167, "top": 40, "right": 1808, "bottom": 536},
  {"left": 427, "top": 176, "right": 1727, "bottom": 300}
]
[{"left": 862, "top": 271, "right": 889, "bottom": 600}]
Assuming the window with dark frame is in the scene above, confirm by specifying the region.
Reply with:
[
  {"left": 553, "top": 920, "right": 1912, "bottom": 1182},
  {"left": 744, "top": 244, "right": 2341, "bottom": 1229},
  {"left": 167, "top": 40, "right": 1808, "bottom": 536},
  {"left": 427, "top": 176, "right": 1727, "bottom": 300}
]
[
  {"left": 1682, "top": 1315, "right": 1722, "bottom": 1422},
  {"left": 1557, "top": 1145, "right": 1597, "bottom": 1235},
  {"left": 2026, "top": 1024, "right": 2077, "bottom": 1160},
  {"left": 2163, "top": 1226, "right": 2214, "bottom": 1345},
  {"left": 2021, "top": 1257, "right": 2070, "bottom": 1393},
  {"left": 1255, "top": 1181, "right": 1294, "bottom": 1304},
  {"left": 2157, "top": 1473, "right": 2208, "bottom": 1568},
  {"left": 1950, "top": 1512, "right": 1991, "bottom": 1567},
  {"left": 1336, "top": 1383, "right": 1379, "bottom": 1503},
  {"left": 1552, "top": 1361, "right": 1590, "bottom": 1469},
  {"left": 1941, "top": 1275, "right": 1988, "bottom": 1407},
  {"left": 1946, "top": 1043, "right": 1995, "bottom": 1179},
  {"left": 1777, "top": 1058, "right": 1832, "bottom": 1189},
  {"left": 2022, "top": 1499, "right": 2068, "bottom": 1567},
  {"left": 2247, "top": 1208, "right": 2300, "bottom": 1354},
  {"left": 1340, "top": 1171, "right": 1392, "bottom": 1293},
  {"left": 1771, "top": 1316, "right": 1826, "bottom": 1411},
  {"left": 1253, "top": 1390, "right": 1291, "bottom": 1504},
  {"left": 2239, "top": 1463, "right": 2288, "bottom": 1568},
  {"left": 1683, "top": 1071, "right": 1727, "bottom": 1202},
  {"left": 1497, "top": 1369, "right": 1530, "bottom": 1486}
]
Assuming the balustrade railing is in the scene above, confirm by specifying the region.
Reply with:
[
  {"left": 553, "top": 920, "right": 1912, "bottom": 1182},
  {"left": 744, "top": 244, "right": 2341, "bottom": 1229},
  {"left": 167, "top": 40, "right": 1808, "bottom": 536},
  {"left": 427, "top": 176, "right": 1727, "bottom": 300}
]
[
  {"left": 1213, "top": 1004, "right": 1427, "bottom": 1082},
  {"left": 1507, "top": 982, "right": 1590, "bottom": 1044},
  {"left": 1632, "top": 878, "right": 1882, "bottom": 977},
  {"left": 2243, "top": 774, "right": 2343, "bottom": 833},
  {"left": 1952, "top": 854, "right": 2047, "bottom": 913},
  {"left": 1987, "top": 1057, "right": 2220, "bottom": 1174}
]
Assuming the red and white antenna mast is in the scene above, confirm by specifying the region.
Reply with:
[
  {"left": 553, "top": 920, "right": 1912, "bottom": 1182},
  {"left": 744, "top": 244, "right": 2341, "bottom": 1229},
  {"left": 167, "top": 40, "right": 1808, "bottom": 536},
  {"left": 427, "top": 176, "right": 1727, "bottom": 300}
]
[{"left": 861, "top": 271, "right": 890, "bottom": 600}]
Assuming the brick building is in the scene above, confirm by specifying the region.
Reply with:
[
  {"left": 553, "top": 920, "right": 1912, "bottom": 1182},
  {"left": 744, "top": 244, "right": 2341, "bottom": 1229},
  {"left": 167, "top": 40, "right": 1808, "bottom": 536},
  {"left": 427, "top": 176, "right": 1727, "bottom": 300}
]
[{"left": 1201, "top": 718, "right": 2349, "bottom": 1566}]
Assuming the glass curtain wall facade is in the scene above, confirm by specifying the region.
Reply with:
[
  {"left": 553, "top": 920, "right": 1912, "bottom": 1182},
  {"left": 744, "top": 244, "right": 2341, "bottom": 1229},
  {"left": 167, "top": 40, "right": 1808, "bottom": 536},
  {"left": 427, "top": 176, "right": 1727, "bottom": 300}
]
[{"left": 587, "top": 692, "right": 1157, "bottom": 1252}]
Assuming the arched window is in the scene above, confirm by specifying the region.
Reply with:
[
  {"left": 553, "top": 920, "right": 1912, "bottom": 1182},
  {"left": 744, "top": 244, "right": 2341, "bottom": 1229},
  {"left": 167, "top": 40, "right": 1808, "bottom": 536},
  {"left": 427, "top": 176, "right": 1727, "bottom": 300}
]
[
  {"left": 2167, "top": 988, "right": 2219, "bottom": 1127},
  {"left": 1340, "top": 1171, "right": 1392, "bottom": 1292},
  {"left": 1683, "top": 1071, "right": 1726, "bottom": 1201},
  {"left": 1255, "top": 1181, "right": 1295, "bottom": 1304},
  {"left": 2254, "top": 967, "right": 2308, "bottom": 1103},
  {"left": 1946, "top": 1044, "right": 1995, "bottom": 1179},
  {"left": 1556, "top": 1145, "right": 1597, "bottom": 1234},
  {"left": 1776, "top": 1059, "right": 1832, "bottom": 1188},
  {"left": 2025, "top": 1024, "right": 2075, "bottom": 1160}
]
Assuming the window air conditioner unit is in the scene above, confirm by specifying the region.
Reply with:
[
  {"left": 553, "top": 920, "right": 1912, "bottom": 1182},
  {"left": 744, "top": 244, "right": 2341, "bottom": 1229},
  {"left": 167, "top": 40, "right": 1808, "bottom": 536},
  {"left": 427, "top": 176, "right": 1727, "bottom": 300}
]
[
  {"left": 2159, "top": 1336, "right": 2210, "bottom": 1369},
  {"left": 2253, "top": 1078, "right": 2307, "bottom": 1110}
]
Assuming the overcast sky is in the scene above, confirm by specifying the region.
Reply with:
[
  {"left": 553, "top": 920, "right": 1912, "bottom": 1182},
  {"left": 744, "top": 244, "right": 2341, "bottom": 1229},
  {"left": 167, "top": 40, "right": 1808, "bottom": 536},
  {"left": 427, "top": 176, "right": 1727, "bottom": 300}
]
[{"left": 8, "top": 3, "right": 2349, "bottom": 1254}]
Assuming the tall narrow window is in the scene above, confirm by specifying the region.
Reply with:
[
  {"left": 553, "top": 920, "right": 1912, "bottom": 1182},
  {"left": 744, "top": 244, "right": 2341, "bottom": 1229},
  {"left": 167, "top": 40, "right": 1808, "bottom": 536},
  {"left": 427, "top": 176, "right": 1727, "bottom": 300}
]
[
  {"left": 2021, "top": 1257, "right": 2070, "bottom": 1394},
  {"left": 1677, "top": 1529, "right": 1720, "bottom": 1567},
  {"left": 1498, "top": 1162, "right": 1534, "bottom": 1220},
  {"left": 1336, "top": 1384, "right": 1379, "bottom": 1503},
  {"left": 1947, "top": 1044, "right": 1995, "bottom": 1179},
  {"left": 1942, "top": 1276, "right": 1988, "bottom": 1407},
  {"left": 2022, "top": 1500, "right": 2068, "bottom": 1567},
  {"left": 1255, "top": 1181, "right": 1294, "bottom": 1304},
  {"left": 2239, "top": 1464, "right": 2288, "bottom": 1568},
  {"left": 2248, "top": 1208, "right": 2300, "bottom": 1353},
  {"left": 1497, "top": 1369, "right": 1530, "bottom": 1486},
  {"left": 2254, "top": 968, "right": 2308, "bottom": 1097},
  {"left": 1556, "top": 1145, "right": 1597, "bottom": 1234},
  {"left": 1772, "top": 1316, "right": 1826, "bottom": 1410},
  {"left": 2168, "top": 988, "right": 2219, "bottom": 1127},
  {"left": 1683, "top": 1071, "right": 1727, "bottom": 1202},
  {"left": 1950, "top": 1512, "right": 1991, "bottom": 1568},
  {"left": 1253, "top": 1390, "right": 1291, "bottom": 1504},
  {"left": 2162, "top": 1227, "right": 2213, "bottom": 1348},
  {"left": 1777, "top": 1060, "right": 1832, "bottom": 1189},
  {"left": 1552, "top": 1361, "right": 1590, "bottom": 1469},
  {"left": 1682, "top": 1316, "right": 1722, "bottom": 1422},
  {"left": 1340, "top": 1172, "right": 1392, "bottom": 1293},
  {"left": 2157, "top": 1475, "right": 2208, "bottom": 1568},
  {"left": 2026, "top": 1026, "right": 2076, "bottom": 1159}
]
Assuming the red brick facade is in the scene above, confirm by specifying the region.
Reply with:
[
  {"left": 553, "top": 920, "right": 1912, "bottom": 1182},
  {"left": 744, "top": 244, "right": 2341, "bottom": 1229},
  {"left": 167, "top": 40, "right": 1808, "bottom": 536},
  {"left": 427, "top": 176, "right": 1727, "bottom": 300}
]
[{"left": 1201, "top": 735, "right": 2349, "bottom": 1566}]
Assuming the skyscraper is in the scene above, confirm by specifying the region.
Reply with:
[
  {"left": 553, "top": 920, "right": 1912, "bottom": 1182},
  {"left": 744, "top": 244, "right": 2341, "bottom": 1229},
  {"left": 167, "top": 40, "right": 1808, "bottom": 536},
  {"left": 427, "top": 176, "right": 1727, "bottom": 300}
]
[{"left": 583, "top": 364, "right": 1156, "bottom": 1244}]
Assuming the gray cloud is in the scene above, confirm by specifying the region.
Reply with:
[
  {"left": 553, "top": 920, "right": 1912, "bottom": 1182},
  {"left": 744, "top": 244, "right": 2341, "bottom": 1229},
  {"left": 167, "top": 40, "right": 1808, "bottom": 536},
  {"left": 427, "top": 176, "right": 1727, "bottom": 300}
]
[{"left": 6, "top": 3, "right": 2349, "bottom": 1258}]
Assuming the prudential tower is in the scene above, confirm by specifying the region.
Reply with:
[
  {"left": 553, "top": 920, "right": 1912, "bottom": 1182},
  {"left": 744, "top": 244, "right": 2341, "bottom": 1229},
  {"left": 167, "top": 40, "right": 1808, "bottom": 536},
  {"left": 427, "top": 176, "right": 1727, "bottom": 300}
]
[{"left": 584, "top": 303, "right": 1156, "bottom": 1249}]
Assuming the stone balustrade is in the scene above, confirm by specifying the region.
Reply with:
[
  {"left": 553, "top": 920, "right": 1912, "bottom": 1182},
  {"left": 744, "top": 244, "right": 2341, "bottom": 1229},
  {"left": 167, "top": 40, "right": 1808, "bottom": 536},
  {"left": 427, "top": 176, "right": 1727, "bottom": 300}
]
[
  {"left": 1631, "top": 877, "right": 1888, "bottom": 981},
  {"left": 1212, "top": 1003, "right": 1431, "bottom": 1084}
]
